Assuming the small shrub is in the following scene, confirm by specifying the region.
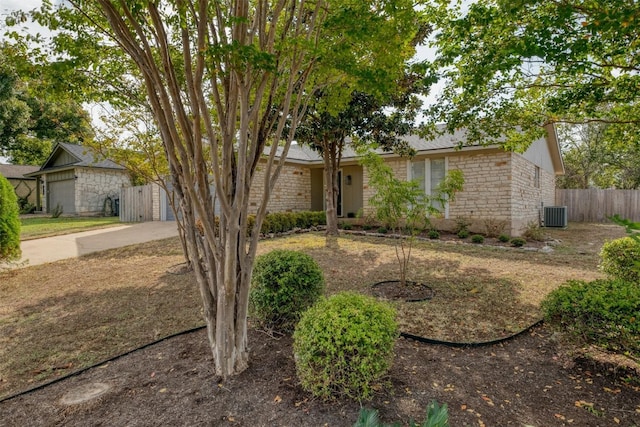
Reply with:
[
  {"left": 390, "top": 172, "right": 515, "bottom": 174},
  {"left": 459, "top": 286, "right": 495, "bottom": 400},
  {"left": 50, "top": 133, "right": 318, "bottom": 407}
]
[
  {"left": 483, "top": 218, "right": 507, "bottom": 238},
  {"left": 340, "top": 222, "right": 353, "bottom": 230},
  {"left": 354, "top": 401, "right": 449, "bottom": 427},
  {"left": 50, "top": 203, "right": 63, "bottom": 218},
  {"left": 0, "top": 174, "right": 21, "bottom": 261},
  {"left": 453, "top": 217, "right": 471, "bottom": 234},
  {"left": 377, "top": 226, "right": 388, "bottom": 234},
  {"left": 541, "top": 279, "right": 640, "bottom": 359},
  {"left": 250, "top": 250, "right": 324, "bottom": 331},
  {"left": 522, "top": 220, "right": 545, "bottom": 241},
  {"left": 471, "top": 234, "right": 484, "bottom": 244},
  {"left": 600, "top": 237, "right": 640, "bottom": 283},
  {"left": 362, "top": 224, "right": 373, "bottom": 231},
  {"left": 294, "top": 292, "right": 397, "bottom": 401},
  {"left": 428, "top": 229, "right": 440, "bottom": 239},
  {"left": 510, "top": 237, "right": 526, "bottom": 247},
  {"left": 498, "top": 234, "right": 510, "bottom": 243},
  {"left": 457, "top": 229, "right": 469, "bottom": 239}
]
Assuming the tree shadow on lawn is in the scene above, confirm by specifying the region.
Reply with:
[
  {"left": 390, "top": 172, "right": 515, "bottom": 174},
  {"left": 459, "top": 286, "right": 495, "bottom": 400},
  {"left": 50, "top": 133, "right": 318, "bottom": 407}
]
[
  {"left": 303, "top": 243, "right": 540, "bottom": 344},
  {"left": 0, "top": 271, "right": 203, "bottom": 400}
]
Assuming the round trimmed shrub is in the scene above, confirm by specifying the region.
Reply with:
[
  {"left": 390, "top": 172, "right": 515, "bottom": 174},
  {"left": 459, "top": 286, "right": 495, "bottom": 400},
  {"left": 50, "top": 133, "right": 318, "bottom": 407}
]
[
  {"left": 498, "top": 234, "right": 510, "bottom": 243},
  {"left": 293, "top": 292, "right": 398, "bottom": 401},
  {"left": 250, "top": 250, "right": 324, "bottom": 331},
  {"left": 428, "top": 229, "right": 440, "bottom": 239},
  {"left": 457, "top": 229, "right": 469, "bottom": 239},
  {"left": 471, "top": 234, "right": 484, "bottom": 244},
  {"left": 0, "top": 174, "right": 21, "bottom": 261},
  {"left": 541, "top": 279, "right": 640, "bottom": 358},
  {"left": 510, "top": 237, "right": 526, "bottom": 247},
  {"left": 599, "top": 237, "right": 640, "bottom": 283}
]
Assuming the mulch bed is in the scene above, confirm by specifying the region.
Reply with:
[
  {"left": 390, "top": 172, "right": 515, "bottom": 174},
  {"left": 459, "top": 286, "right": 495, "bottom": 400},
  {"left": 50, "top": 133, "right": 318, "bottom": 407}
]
[{"left": 1, "top": 326, "right": 639, "bottom": 426}]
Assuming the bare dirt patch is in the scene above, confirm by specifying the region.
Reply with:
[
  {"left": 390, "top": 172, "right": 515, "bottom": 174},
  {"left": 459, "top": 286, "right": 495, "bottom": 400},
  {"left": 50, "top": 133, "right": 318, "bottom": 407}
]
[{"left": 1, "top": 223, "right": 638, "bottom": 426}]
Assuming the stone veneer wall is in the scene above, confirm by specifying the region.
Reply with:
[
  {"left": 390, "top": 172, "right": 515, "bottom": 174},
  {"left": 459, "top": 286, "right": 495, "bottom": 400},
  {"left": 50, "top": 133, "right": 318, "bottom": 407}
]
[
  {"left": 75, "top": 168, "right": 131, "bottom": 214},
  {"left": 447, "top": 152, "right": 513, "bottom": 232},
  {"left": 361, "top": 158, "right": 407, "bottom": 216},
  {"left": 509, "top": 153, "right": 556, "bottom": 235},
  {"left": 248, "top": 162, "right": 311, "bottom": 213},
  {"left": 359, "top": 151, "right": 555, "bottom": 236}
]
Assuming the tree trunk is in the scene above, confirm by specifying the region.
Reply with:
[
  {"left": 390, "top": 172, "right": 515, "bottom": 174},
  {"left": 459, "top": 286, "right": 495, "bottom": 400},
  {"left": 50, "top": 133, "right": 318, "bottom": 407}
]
[{"left": 323, "top": 138, "right": 341, "bottom": 236}]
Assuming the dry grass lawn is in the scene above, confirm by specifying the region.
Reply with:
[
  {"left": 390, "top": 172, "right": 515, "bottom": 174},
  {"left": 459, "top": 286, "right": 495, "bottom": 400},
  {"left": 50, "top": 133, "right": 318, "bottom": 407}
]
[{"left": 0, "top": 222, "right": 626, "bottom": 400}]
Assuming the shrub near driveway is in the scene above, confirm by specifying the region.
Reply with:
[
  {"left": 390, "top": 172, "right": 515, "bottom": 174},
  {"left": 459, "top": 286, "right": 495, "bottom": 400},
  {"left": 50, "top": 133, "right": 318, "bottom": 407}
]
[{"left": 600, "top": 237, "right": 640, "bottom": 283}]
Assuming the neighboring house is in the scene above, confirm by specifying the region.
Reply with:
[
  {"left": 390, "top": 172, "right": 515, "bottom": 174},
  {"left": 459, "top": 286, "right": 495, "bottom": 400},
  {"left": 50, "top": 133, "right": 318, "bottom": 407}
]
[
  {"left": 25, "top": 142, "right": 131, "bottom": 215},
  {"left": 141, "top": 124, "right": 564, "bottom": 236},
  {"left": 0, "top": 164, "right": 40, "bottom": 206}
]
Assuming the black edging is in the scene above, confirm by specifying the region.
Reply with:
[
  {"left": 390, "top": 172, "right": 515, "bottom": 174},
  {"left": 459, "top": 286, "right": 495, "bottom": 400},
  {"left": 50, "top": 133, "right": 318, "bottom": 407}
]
[
  {"left": 400, "top": 319, "right": 544, "bottom": 348},
  {"left": 0, "top": 319, "right": 545, "bottom": 403},
  {"left": 0, "top": 325, "right": 206, "bottom": 404}
]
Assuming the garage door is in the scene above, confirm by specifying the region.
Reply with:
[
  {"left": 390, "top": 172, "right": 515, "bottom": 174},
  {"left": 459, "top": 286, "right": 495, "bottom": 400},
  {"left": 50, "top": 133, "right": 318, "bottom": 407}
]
[{"left": 48, "top": 180, "right": 76, "bottom": 214}]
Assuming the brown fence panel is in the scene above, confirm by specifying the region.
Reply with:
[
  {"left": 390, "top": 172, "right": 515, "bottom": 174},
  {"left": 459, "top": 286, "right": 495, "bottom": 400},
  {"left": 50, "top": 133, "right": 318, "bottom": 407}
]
[
  {"left": 119, "top": 185, "right": 154, "bottom": 222},
  {"left": 556, "top": 189, "right": 640, "bottom": 223}
]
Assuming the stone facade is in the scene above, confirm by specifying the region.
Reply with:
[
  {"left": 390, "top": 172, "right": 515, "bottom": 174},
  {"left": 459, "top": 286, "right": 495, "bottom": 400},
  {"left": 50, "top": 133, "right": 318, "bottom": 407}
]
[
  {"left": 248, "top": 161, "right": 311, "bottom": 213},
  {"left": 75, "top": 168, "right": 131, "bottom": 215},
  {"left": 359, "top": 150, "right": 556, "bottom": 236}
]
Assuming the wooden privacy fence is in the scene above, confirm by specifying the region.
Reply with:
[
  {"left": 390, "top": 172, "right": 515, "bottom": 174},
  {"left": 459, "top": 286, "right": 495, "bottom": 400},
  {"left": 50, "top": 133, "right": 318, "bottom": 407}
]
[
  {"left": 556, "top": 189, "right": 640, "bottom": 223},
  {"left": 120, "top": 184, "right": 154, "bottom": 222}
]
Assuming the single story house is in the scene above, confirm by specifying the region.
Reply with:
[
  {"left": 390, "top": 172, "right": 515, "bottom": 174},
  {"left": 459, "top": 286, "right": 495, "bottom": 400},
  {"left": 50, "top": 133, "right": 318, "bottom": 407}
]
[
  {"left": 25, "top": 142, "right": 131, "bottom": 215},
  {"left": 144, "top": 124, "right": 563, "bottom": 236},
  {"left": 255, "top": 123, "right": 563, "bottom": 236},
  {"left": 0, "top": 164, "right": 40, "bottom": 206}
]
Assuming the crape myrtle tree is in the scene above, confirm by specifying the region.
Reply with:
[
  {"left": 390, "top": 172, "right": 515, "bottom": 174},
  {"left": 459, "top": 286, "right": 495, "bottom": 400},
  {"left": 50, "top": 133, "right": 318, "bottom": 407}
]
[
  {"left": 28, "top": 0, "right": 425, "bottom": 379},
  {"left": 424, "top": 0, "right": 640, "bottom": 152}
]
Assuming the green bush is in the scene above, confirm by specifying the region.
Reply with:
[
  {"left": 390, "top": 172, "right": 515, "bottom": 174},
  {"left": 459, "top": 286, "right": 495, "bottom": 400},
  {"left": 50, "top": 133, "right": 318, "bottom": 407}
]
[
  {"left": 340, "top": 222, "right": 353, "bottom": 230},
  {"left": 354, "top": 401, "right": 449, "bottom": 427},
  {"left": 428, "top": 229, "right": 440, "bottom": 239},
  {"left": 522, "top": 220, "right": 545, "bottom": 241},
  {"left": 294, "top": 292, "right": 398, "bottom": 401},
  {"left": 498, "top": 234, "right": 510, "bottom": 243},
  {"left": 457, "top": 229, "right": 469, "bottom": 239},
  {"left": 250, "top": 250, "right": 324, "bottom": 331},
  {"left": 510, "top": 237, "right": 526, "bottom": 247},
  {"left": 471, "top": 234, "right": 484, "bottom": 244},
  {"left": 599, "top": 237, "right": 640, "bottom": 283},
  {"left": 541, "top": 279, "right": 640, "bottom": 358},
  {"left": 377, "top": 226, "right": 388, "bottom": 234},
  {"left": 0, "top": 174, "right": 21, "bottom": 261}
]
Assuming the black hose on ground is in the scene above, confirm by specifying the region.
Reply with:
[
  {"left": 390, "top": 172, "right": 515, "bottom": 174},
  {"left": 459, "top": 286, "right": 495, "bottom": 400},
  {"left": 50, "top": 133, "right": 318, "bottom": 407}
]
[{"left": 400, "top": 319, "right": 544, "bottom": 348}]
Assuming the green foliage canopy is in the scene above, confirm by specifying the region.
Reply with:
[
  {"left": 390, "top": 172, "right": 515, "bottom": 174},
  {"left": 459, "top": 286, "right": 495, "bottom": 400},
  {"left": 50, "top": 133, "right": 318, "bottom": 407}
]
[
  {"left": 425, "top": 0, "right": 640, "bottom": 152},
  {"left": 0, "top": 174, "right": 21, "bottom": 261}
]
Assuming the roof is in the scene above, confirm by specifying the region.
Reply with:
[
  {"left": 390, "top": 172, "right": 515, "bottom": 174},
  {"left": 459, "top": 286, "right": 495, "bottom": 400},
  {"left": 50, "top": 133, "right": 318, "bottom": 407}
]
[
  {"left": 0, "top": 164, "right": 40, "bottom": 179},
  {"left": 281, "top": 127, "right": 484, "bottom": 164},
  {"left": 26, "top": 142, "right": 125, "bottom": 177}
]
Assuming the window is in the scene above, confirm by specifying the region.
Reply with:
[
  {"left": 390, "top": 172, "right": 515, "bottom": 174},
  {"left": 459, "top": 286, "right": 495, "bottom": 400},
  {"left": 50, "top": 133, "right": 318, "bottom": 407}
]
[
  {"left": 409, "top": 157, "right": 448, "bottom": 217},
  {"left": 534, "top": 166, "right": 540, "bottom": 188}
]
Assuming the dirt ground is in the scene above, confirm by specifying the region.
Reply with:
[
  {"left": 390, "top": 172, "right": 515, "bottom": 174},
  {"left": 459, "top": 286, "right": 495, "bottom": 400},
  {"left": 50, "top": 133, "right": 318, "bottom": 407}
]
[{"left": 1, "top": 223, "right": 639, "bottom": 426}]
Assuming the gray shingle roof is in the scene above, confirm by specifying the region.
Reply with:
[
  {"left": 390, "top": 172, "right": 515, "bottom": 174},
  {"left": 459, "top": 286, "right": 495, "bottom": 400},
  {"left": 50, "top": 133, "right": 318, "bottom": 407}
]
[{"left": 56, "top": 142, "right": 125, "bottom": 169}]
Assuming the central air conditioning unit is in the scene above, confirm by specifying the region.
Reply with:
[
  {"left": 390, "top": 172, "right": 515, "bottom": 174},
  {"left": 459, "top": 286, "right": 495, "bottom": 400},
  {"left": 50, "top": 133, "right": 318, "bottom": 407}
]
[{"left": 544, "top": 206, "right": 568, "bottom": 228}]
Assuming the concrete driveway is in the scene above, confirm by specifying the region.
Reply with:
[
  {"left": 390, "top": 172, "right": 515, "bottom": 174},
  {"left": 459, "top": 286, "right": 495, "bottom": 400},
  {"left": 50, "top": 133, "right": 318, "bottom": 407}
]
[{"left": 12, "top": 221, "right": 179, "bottom": 269}]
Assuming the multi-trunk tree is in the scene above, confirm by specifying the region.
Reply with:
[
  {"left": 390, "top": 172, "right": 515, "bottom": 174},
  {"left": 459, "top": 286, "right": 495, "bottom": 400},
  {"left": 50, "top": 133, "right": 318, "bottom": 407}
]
[{"left": 24, "top": 0, "right": 428, "bottom": 379}]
